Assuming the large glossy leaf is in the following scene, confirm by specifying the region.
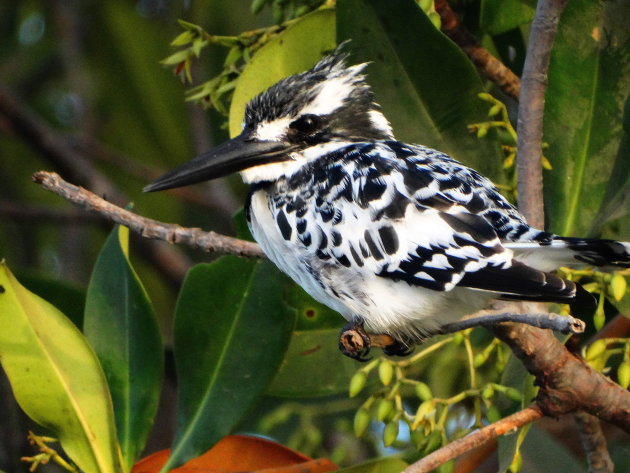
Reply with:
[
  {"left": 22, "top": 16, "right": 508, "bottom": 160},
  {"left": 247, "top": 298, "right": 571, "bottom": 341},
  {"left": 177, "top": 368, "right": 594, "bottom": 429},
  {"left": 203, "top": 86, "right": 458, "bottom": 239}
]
[
  {"left": 163, "top": 257, "right": 296, "bottom": 472},
  {"left": 84, "top": 226, "right": 164, "bottom": 472},
  {"left": 0, "top": 262, "right": 123, "bottom": 473},
  {"left": 229, "top": 9, "right": 336, "bottom": 137},
  {"left": 337, "top": 0, "right": 504, "bottom": 179},
  {"left": 268, "top": 329, "right": 360, "bottom": 397},
  {"left": 132, "top": 435, "right": 337, "bottom": 473},
  {"left": 543, "top": 0, "right": 630, "bottom": 236}
]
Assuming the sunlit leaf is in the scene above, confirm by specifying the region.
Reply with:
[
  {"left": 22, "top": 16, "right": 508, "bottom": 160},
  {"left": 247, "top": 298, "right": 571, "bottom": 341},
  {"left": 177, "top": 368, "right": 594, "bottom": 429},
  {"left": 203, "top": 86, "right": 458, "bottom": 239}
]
[
  {"left": 162, "top": 257, "right": 296, "bottom": 471},
  {"left": 84, "top": 226, "right": 164, "bottom": 472},
  {"left": 543, "top": 0, "right": 630, "bottom": 236},
  {"left": 0, "top": 262, "right": 123, "bottom": 473}
]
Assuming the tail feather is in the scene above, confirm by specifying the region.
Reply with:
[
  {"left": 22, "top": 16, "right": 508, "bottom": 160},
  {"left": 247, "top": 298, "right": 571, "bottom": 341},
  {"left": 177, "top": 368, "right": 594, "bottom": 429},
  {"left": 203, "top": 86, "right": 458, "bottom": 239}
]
[
  {"left": 506, "top": 237, "right": 630, "bottom": 270},
  {"left": 555, "top": 237, "right": 630, "bottom": 268}
]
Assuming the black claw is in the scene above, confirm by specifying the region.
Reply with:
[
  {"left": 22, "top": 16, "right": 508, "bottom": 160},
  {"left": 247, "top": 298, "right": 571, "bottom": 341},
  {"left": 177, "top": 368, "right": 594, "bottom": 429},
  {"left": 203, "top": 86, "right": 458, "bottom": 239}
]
[{"left": 383, "top": 340, "right": 414, "bottom": 357}]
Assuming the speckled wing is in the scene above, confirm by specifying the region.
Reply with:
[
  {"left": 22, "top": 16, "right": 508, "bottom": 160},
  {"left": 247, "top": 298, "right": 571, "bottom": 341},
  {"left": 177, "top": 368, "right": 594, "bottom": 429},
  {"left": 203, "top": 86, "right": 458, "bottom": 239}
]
[
  {"left": 273, "top": 142, "right": 575, "bottom": 301},
  {"left": 271, "top": 141, "right": 577, "bottom": 303}
]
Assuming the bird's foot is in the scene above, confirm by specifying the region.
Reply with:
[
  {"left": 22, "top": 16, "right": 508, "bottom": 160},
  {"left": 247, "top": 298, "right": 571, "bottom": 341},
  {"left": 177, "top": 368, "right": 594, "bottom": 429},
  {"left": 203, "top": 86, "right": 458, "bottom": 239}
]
[
  {"left": 339, "top": 323, "right": 372, "bottom": 361},
  {"left": 338, "top": 323, "right": 415, "bottom": 360}
]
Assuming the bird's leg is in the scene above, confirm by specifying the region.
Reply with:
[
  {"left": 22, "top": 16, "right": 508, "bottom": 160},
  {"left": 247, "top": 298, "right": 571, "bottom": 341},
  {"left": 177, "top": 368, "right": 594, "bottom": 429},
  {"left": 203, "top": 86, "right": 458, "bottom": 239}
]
[
  {"left": 435, "top": 311, "right": 585, "bottom": 336},
  {"left": 339, "top": 321, "right": 414, "bottom": 360}
]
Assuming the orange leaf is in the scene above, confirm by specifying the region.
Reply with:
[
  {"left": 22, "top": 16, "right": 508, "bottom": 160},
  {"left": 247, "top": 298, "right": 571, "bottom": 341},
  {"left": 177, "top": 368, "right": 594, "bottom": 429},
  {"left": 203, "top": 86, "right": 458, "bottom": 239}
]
[{"left": 131, "top": 435, "right": 338, "bottom": 473}]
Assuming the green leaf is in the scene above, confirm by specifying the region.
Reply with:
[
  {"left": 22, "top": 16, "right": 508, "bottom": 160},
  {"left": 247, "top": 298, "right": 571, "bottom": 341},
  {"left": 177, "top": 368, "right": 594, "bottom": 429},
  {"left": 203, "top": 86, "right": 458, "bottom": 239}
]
[
  {"left": 0, "top": 262, "right": 123, "bottom": 473},
  {"left": 84, "top": 226, "right": 163, "bottom": 472},
  {"left": 267, "top": 329, "right": 360, "bottom": 397},
  {"left": 17, "top": 272, "right": 86, "bottom": 328},
  {"left": 333, "top": 457, "right": 408, "bottom": 473},
  {"left": 163, "top": 257, "right": 296, "bottom": 471},
  {"left": 337, "top": 0, "right": 504, "bottom": 179},
  {"left": 229, "top": 9, "right": 336, "bottom": 137},
  {"left": 543, "top": 0, "right": 630, "bottom": 236},
  {"left": 480, "top": 0, "right": 535, "bottom": 36}
]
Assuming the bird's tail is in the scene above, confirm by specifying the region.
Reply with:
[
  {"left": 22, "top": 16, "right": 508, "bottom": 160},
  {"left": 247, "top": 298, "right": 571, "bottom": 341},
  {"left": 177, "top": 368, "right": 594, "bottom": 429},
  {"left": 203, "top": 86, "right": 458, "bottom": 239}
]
[
  {"left": 506, "top": 237, "right": 630, "bottom": 271},
  {"left": 554, "top": 237, "right": 630, "bottom": 268}
]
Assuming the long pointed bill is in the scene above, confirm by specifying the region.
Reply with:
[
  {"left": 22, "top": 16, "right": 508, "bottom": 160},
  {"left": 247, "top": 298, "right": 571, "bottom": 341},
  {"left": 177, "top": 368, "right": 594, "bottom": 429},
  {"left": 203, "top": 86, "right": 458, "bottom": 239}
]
[{"left": 144, "top": 132, "right": 294, "bottom": 192}]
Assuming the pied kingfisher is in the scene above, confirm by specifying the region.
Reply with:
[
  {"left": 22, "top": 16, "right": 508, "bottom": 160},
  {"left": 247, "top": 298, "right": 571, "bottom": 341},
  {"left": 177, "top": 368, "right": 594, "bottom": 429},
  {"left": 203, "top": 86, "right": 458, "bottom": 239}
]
[{"left": 146, "top": 48, "right": 630, "bottom": 360}]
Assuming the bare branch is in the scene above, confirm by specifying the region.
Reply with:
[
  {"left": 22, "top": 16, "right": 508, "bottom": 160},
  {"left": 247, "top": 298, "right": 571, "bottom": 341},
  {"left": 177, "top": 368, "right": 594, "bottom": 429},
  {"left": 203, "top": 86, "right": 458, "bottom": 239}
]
[
  {"left": 574, "top": 411, "right": 614, "bottom": 473},
  {"left": 435, "top": 0, "right": 521, "bottom": 100},
  {"left": 402, "top": 406, "right": 543, "bottom": 473},
  {"left": 32, "top": 171, "right": 265, "bottom": 259},
  {"left": 516, "top": 0, "right": 568, "bottom": 228}
]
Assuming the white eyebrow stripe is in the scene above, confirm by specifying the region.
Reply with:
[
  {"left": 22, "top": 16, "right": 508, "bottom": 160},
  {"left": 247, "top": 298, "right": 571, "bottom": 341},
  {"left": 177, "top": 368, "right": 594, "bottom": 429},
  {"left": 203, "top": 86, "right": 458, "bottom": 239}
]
[{"left": 254, "top": 117, "right": 292, "bottom": 141}]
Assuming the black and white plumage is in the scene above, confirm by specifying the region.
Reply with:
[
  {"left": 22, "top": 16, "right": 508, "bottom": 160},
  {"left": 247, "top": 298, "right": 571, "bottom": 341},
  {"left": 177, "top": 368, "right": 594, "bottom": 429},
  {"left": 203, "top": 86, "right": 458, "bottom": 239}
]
[{"left": 146, "top": 49, "right": 630, "bottom": 358}]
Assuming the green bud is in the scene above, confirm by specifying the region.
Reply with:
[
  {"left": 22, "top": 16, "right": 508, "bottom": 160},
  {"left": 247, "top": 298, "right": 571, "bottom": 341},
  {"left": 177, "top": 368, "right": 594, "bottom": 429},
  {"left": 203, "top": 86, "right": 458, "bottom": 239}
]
[
  {"left": 417, "top": 0, "right": 432, "bottom": 12},
  {"left": 488, "top": 103, "right": 502, "bottom": 117},
  {"left": 477, "top": 92, "right": 494, "bottom": 101},
  {"left": 376, "top": 399, "right": 394, "bottom": 422},
  {"left": 453, "top": 332, "right": 464, "bottom": 345},
  {"left": 593, "top": 308, "right": 605, "bottom": 331},
  {"left": 378, "top": 361, "right": 394, "bottom": 386},
  {"left": 423, "top": 430, "right": 442, "bottom": 455},
  {"left": 428, "top": 11, "right": 441, "bottom": 29},
  {"left": 482, "top": 384, "right": 494, "bottom": 400},
  {"left": 410, "top": 429, "right": 427, "bottom": 450},
  {"left": 474, "top": 353, "right": 486, "bottom": 367},
  {"left": 353, "top": 408, "right": 371, "bottom": 437},
  {"left": 415, "top": 382, "right": 433, "bottom": 401},
  {"left": 251, "top": 0, "right": 267, "bottom": 14},
  {"left": 508, "top": 451, "right": 523, "bottom": 472},
  {"left": 618, "top": 362, "right": 630, "bottom": 389},
  {"left": 610, "top": 273, "right": 627, "bottom": 301},
  {"left": 476, "top": 127, "right": 488, "bottom": 139},
  {"left": 415, "top": 399, "right": 434, "bottom": 420},
  {"left": 349, "top": 371, "right": 367, "bottom": 397},
  {"left": 505, "top": 387, "right": 523, "bottom": 403},
  {"left": 586, "top": 339, "right": 607, "bottom": 361},
  {"left": 383, "top": 421, "right": 399, "bottom": 447}
]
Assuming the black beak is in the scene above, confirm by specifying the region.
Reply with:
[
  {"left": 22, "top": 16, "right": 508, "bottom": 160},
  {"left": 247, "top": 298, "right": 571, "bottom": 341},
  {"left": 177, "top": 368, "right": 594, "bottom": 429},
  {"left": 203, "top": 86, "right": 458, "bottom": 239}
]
[{"left": 144, "top": 131, "right": 294, "bottom": 192}]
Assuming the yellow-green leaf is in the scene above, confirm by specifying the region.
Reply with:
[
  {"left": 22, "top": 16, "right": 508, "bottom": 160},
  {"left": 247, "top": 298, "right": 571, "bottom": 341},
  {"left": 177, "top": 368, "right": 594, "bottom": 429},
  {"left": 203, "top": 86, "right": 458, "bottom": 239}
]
[{"left": 0, "top": 262, "right": 123, "bottom": 473}]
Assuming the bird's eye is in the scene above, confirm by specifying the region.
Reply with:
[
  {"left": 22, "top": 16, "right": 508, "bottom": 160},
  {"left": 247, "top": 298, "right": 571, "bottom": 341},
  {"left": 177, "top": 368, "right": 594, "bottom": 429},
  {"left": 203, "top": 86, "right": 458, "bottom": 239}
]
[{"left": 289, "top": 114, "right": 321, "bottom": 134}]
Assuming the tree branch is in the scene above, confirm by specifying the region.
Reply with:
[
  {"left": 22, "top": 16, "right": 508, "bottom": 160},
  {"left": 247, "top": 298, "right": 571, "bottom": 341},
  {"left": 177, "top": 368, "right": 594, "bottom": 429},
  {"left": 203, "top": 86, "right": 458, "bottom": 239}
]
[
  {"left": 491, "top": 321, "right": 630, "bottom": 433},
  {"left": 435, "top": 0, "right": 521, "bottom": 100},
  {"left": 574, "top": 411, "right": 614, "bottom": 473},
  {"left": 402, "top": 406, "right": 543, "bottom": 473},
  {"left": 516, "top": 0, "right": 568, "bottom": 229},
  {"left": 32, "top": 171, "right": 265, "bottom": 259}
]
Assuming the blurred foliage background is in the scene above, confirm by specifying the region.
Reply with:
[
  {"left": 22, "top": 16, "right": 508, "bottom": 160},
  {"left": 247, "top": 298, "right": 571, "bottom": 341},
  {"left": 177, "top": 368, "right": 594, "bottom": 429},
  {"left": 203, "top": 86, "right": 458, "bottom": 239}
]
[{"left": 1, "top": 0, "right": 630, "bottom": 472}]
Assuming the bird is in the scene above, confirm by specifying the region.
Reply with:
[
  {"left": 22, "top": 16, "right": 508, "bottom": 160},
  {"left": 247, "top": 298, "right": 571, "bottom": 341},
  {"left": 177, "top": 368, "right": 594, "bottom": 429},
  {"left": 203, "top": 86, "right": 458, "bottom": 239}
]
[{"left": 145, "top": 47, "right": 630, "bottom": 360}]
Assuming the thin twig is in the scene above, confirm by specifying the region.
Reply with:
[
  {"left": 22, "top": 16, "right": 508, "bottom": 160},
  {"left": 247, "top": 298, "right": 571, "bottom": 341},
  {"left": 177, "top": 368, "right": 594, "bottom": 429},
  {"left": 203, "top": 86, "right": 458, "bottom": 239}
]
[
  {"left": 32, "top": 171, "right": 265, "bottom": 258},
  {"left": 516, "top": 0, "right": 568, "bottom": 228},
  {"left": 437, "top": 312, "right": 584, "bottom": 335},
  {"left": 402, "top": 406, "right": 543, "bottom": 473},
  {"left": 435, "top": 0, "right": 521, "bottom": 100},
  {"left": 574, "top": 411, "right": 614, "bottom": 473}
]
